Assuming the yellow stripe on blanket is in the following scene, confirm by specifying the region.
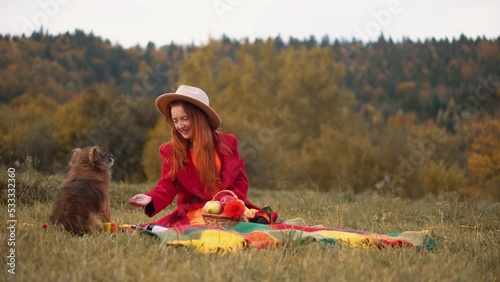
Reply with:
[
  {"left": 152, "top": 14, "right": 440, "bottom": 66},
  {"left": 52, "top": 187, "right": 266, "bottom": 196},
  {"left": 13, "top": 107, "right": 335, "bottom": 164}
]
[
  {"left": 165, "top": 229, "right": 248, "bottom": 253},
  {"left": 312, "top": 231, "right": 375, "bottom": 248}
]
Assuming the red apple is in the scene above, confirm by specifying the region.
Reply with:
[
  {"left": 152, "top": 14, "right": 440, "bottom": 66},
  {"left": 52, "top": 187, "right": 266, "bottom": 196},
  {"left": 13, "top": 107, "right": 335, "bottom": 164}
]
[{"left": 220, "top": 195, "right": 236, "bottom": 208}]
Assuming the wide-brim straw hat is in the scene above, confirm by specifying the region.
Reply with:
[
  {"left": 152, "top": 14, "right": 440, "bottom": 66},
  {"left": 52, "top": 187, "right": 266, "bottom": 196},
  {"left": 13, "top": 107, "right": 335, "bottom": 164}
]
[{"left": 155, "top": 85, "right": 221, "bottom": 130}]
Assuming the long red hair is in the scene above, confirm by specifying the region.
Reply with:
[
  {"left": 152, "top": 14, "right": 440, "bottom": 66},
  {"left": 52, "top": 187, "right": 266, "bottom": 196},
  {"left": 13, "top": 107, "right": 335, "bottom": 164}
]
[{"left": 165, "top": 100, "right": 230, "bottom": 191}]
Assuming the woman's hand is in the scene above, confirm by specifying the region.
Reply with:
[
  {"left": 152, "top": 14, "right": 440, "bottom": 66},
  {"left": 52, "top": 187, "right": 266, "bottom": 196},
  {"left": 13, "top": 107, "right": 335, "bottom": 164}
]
[{"left": 128, "top": 194, "right": 152, "bottom": 207}]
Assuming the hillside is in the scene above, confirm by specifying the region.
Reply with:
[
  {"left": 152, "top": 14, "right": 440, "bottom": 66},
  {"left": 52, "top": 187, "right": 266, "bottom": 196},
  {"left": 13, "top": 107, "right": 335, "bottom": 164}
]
[{"left": 1, "top": 30, "right": 498, "bottom": 199}]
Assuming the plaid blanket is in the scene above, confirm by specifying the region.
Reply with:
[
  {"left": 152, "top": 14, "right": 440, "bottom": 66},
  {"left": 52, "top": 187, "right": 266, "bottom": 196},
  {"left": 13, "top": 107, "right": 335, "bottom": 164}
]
[{"left": 134, "top": 219, "right": 438, "bottom": 253}]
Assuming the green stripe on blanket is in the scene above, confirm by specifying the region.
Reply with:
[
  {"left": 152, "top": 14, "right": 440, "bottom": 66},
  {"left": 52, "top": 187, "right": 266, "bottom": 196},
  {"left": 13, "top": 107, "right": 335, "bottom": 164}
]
[{"left": 137, "top": 221, "right": 438, "bottom": 253}]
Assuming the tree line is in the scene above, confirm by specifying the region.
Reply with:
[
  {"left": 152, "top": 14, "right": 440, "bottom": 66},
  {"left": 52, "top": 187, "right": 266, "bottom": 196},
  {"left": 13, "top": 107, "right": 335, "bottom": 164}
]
[{"left": 0, "top": 29, "right": 498, "bottom": 199}]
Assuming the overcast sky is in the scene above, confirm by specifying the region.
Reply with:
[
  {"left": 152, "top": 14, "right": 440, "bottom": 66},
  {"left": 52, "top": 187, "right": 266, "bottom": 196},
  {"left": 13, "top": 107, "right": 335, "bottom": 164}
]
[{"left": 1, "top": 0, "right": 498, "bottom": 48}]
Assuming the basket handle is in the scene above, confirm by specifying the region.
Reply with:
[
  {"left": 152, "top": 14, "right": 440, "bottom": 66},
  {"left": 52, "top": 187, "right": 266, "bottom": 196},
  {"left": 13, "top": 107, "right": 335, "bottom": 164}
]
[{"left": 212, "top": 189, "right": 238, "bottom": 201}]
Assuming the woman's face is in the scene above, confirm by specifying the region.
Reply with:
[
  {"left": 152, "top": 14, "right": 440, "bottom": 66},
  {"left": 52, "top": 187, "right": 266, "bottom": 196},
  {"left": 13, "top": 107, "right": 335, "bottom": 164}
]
[{"left": 171, "top": 104, "right": 192, "bottom": 140}]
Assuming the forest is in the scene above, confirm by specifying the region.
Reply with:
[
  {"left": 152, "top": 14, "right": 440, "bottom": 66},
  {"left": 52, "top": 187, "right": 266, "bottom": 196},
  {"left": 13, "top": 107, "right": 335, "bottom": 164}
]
[{"left": 0, "top": 29, "right": 498, "bottom": 200}]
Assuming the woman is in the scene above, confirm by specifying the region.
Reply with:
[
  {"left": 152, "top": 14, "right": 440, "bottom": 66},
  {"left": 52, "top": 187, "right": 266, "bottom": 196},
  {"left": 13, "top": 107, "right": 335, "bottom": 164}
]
[{"left": 129, "top": 85, "right": 273, "bottom": 227}]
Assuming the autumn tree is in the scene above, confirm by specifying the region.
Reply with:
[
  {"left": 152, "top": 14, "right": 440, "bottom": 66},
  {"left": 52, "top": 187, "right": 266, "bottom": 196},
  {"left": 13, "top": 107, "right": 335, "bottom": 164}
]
[
  {"left": 52, "top": 84, "right": 157, "bottom": 180},
  {"left": 465, "top": 118, "right": 500, "bottom": 199},
  {"left": 0, "top": 94, "right": 59, "bottom": 170}
]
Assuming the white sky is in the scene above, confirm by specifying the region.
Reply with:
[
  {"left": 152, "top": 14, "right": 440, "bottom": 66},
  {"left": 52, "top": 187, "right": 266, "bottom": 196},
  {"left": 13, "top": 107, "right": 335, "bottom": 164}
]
[{"left": 0, "top": 0, "right": 498, "bottom": 48}]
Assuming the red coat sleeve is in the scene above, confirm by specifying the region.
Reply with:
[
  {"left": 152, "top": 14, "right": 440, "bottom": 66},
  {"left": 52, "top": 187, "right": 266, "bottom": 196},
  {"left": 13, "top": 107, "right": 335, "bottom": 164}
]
[{"left": 144, "top": 143, "right": 178, "bottom": 217}]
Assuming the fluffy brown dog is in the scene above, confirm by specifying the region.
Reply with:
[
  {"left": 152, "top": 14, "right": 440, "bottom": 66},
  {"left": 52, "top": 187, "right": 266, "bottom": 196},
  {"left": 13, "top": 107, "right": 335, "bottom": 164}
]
[{"left": 49, "top": 146, "right": 114, "bottom": 235}]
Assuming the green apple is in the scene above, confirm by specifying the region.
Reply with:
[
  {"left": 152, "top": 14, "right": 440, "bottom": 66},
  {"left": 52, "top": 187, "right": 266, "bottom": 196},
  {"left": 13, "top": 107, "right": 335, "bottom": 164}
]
[{"left": 203, "top": 200, "right": 222, "bottom": 214}]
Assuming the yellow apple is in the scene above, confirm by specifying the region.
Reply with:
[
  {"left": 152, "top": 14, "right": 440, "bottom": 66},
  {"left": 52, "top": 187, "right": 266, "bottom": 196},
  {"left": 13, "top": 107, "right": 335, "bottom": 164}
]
[{"left": 203, "top": 200, "right": 222, "bottom": 214}]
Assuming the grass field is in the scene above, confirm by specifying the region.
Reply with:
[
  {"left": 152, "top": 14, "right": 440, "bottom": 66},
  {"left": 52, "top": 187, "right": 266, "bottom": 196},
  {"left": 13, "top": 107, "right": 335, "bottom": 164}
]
[{"left": 1, "top": 182, "right": 499, "bottom": 282}]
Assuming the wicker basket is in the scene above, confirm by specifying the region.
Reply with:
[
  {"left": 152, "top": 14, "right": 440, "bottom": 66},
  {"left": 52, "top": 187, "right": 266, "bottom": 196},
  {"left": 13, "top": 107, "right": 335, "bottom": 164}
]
[{"left": 202, "top": 190, "right": 248, "bottom": 228}]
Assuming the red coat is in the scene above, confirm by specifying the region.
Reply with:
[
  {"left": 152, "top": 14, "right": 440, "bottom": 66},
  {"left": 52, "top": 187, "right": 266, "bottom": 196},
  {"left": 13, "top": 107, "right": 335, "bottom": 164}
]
[{"left": 144, "top": 131, "right": 260, "bottom": 227}]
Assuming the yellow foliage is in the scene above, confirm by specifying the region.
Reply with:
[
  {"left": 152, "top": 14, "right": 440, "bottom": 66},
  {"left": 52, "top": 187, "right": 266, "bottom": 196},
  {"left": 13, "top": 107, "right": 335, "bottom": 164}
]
[
  {"left": 419, "top": 160, "right": 465, "bottom": 195},
  {"left": 466, "top": 118, "right": 500, "bottom": 181},
  {"left": 387, "top": 112, "right": 416, "bottom": 131},
  {"left": 0, "top": 94, "right": 59, "bottom": 170},
  {"left": 467, "top": 153, "right": 494, "bottom": 179},
  {"left": 396, "top": 81, "right": 417, "bottom": 94}
]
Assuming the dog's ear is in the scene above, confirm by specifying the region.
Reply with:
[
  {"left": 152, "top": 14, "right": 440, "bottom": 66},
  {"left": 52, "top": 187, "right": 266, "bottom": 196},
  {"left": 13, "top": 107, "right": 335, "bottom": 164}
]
[
  {"left": 69, "top": 148, "right": 82, "bottom": 167},
  {"left": 89, "top": 146, "right": 99, "bottom": 167}
]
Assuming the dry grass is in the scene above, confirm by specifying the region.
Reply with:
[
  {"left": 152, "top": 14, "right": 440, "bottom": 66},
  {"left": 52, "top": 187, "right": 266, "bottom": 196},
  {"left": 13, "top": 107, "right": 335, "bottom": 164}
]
[{"left": 1, "top": 182, "right": 499, "bottom": 282}]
